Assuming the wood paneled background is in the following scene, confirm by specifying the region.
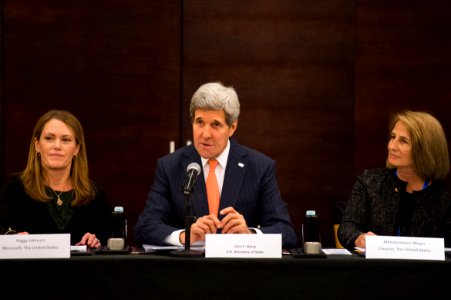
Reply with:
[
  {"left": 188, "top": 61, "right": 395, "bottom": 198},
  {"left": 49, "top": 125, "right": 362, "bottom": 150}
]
[{"left": 1, "top": 0, "right": 450, "bottom": 247}]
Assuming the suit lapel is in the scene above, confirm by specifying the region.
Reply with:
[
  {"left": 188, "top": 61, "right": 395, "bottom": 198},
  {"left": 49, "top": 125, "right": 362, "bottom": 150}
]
[
  {"left": 182, "top": 140, "right": 248, "bottom": 217},
  {"left": 220, "top": 140, "right": 247, "bottom": 211},
  {"left": 182, "top": 147, "right": 209, "bottom": 216}
]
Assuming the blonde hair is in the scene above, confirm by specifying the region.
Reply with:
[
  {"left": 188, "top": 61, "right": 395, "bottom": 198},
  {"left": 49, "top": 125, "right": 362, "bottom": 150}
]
[
  {"left": 386, "top": 110, "right": 450, "bottom": 180},
  {"left": 20, "top": 110, "right": 95, "bottom": 206}
]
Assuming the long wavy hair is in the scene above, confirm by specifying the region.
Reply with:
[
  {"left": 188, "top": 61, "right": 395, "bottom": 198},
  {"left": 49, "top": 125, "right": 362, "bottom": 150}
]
[{"left": 20, "top": 109, "right": 95, "bottom": 206}]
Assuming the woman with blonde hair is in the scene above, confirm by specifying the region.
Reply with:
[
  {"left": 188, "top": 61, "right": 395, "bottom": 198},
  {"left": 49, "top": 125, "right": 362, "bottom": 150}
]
[
  {"left": 338, "top": 110, "right": 451, "bottom": 250},
  {"left": 0, "top": 110, "right": 110, "bottom": 248}
]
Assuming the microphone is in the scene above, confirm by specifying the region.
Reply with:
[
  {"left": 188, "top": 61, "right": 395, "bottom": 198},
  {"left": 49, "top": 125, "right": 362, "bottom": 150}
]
[{"left": 182, "top": 162, "right": 201, "bottom": 196}]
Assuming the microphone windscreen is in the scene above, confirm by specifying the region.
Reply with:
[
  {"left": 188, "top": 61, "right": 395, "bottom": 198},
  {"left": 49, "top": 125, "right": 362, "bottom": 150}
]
[{"left": 187, "top": 162, "right": 201, "bottom": 173}]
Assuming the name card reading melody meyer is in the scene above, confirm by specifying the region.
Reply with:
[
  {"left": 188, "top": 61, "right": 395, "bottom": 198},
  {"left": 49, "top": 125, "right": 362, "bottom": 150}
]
[
  {"left": 365, "top": 235, "right": 445, "bottom": 261},
  {"left": 0, "top": 234, "right": 70, "bottom": 259},
  {"left": 205, "top": 233, "right": 282, "bottom": 258}
]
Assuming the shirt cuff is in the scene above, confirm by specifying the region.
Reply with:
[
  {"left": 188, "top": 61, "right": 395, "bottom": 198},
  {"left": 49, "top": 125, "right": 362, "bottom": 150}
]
[
  {"left": 164, "top": 229, "right": 184, "bottom": 246},
  {"left": 250, "top": 227, "right": 262, "bottom": 234},
  {"left": 165, "top": 228, "right": 262, "bottom": 246}
]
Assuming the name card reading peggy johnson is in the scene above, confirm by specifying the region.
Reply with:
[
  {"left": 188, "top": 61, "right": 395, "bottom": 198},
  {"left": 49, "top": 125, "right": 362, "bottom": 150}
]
[
  {"left": 365, "top": 235, "right": 444, "bottom": 261},
  {"left": 0, "top": 234, "right": 70, "bottom": 259},
  {"left": 205, "top": 233, "right": 282, "bottom": 258}
]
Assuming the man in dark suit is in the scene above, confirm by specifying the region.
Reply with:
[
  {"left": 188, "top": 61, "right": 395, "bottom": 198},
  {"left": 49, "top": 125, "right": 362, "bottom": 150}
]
[{"left": 134, "top": 82, "right": 298, "bottom": 249}]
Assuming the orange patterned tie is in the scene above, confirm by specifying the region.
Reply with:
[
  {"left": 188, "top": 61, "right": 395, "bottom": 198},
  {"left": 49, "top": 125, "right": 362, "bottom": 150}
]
[{"left": 206, "top": 159, "right": 220, "bottom": 216}]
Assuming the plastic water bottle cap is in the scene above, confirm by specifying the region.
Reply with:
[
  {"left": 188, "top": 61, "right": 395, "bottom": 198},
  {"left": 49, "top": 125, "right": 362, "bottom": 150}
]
[
  {"left": 114, "top": 206, "right": 124, "bottom": 213},
  {"left": 306, "top": 210, "right": 316, "bottom": 216}
]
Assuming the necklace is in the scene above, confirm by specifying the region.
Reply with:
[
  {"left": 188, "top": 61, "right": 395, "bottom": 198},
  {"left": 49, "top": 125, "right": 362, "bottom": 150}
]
[{"left": 52, "top": 189, "right": 64, "bottom": 206}]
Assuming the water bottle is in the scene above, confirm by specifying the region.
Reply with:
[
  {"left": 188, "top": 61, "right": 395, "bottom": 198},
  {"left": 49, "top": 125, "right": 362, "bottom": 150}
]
[
  {"left": 302, "top": 210, "right": 321, "bottom": 254},
  {"left": 108, "top": 206, "right": 127, "bottom": 250}
]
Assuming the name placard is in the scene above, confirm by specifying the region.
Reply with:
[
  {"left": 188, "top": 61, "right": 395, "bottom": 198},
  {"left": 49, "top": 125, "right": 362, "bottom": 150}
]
[
  {"left": 0, "top": 234, "right": 70, "bottom": 259},
  {"left": 365, "top": 235, "right": 444, "bottom": 260},
  {"left": 205, "top": 234, "right": 282, "bottom": 258}
]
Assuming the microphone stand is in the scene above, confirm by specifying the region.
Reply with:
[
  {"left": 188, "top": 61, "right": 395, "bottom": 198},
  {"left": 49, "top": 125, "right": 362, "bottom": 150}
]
[{"left": 170, "top": 193, "right": 204, "bottom": 257}]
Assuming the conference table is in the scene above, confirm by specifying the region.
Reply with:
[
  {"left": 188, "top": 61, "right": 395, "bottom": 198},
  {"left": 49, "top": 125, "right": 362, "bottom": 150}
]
[{"left": 1, "top": 249, "right": 451, "bottom": 299}]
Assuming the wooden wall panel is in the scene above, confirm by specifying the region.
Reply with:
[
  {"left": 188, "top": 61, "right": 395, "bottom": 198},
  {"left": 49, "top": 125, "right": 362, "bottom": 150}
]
[
  {"left": 2, "top": 0, "right": 450, "bottom": 249},
  {"left": 0, "top": 1, "right": 182, "bottom": 242},
  {"left": 355, "top": 1, "right": 451, "bottom": 179},
  {"left": 182, "top": 0, "right": 356, "bottom": 246}
]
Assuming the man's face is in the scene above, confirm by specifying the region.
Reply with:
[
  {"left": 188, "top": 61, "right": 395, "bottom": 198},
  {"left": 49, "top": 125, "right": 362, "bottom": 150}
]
[{"left": 192, "top": 109, "right": 237, "bottom": 159}]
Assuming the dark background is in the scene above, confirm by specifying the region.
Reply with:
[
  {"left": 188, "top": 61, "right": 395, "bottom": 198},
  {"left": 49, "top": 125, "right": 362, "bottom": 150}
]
[{"left": 1, "top": 0, "right": 450, "bottom": 247}]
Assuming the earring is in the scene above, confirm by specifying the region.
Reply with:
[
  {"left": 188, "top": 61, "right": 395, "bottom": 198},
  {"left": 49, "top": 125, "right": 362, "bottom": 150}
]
[{"left": 37, "top": 152, "right": 41, "bottom": 157}]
